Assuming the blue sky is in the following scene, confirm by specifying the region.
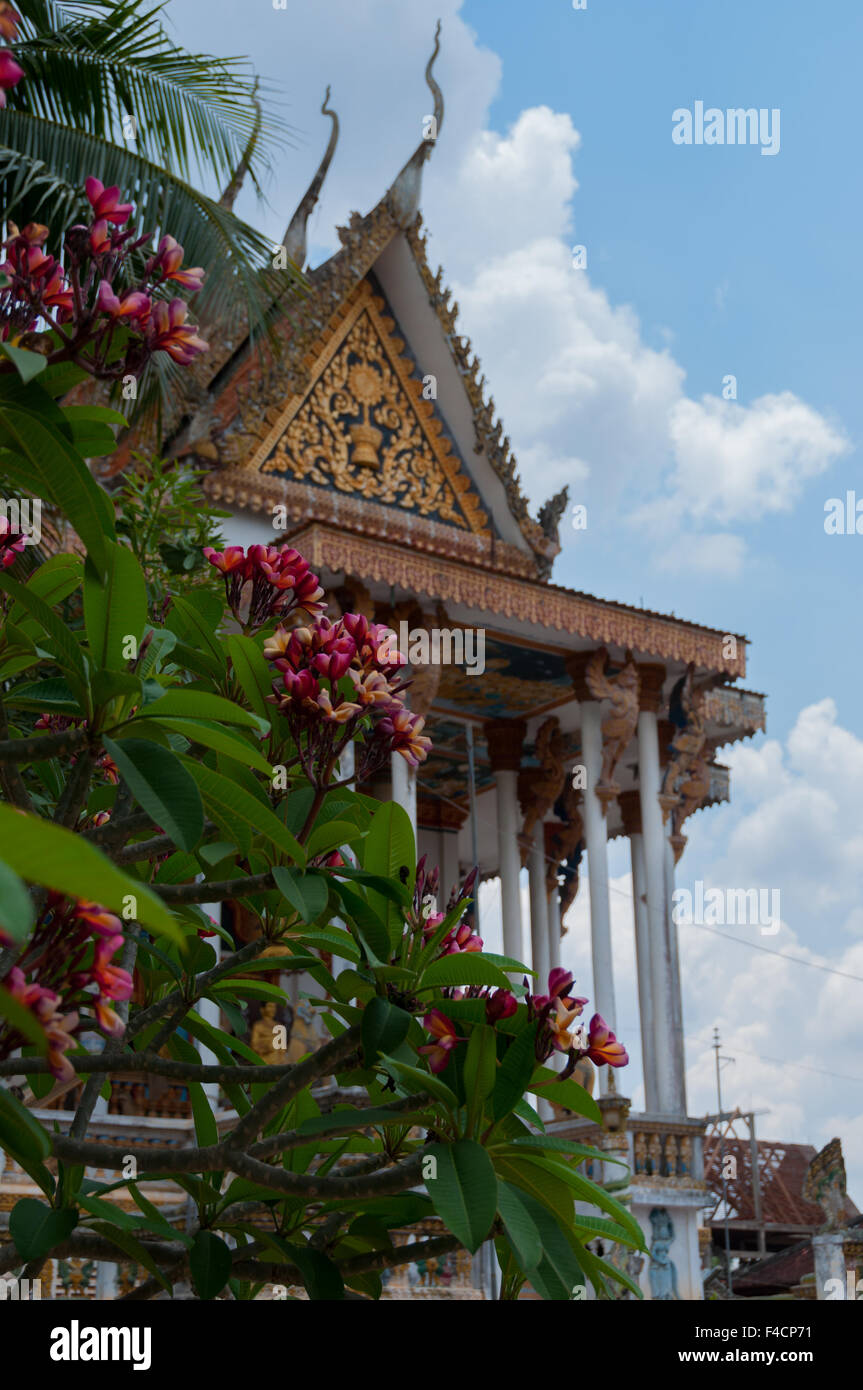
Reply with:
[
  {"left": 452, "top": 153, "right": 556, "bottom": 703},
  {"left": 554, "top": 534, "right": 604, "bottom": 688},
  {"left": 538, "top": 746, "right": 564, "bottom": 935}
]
[{"left": 169, "top": 0, "right": 863, "bottom": 1193}]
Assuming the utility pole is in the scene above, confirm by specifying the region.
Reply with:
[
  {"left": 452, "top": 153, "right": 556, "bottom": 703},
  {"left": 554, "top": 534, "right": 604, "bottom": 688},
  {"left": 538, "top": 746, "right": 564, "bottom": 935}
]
[{"left": 714, "top": 1028, "right": 734, "bottom": 1294}]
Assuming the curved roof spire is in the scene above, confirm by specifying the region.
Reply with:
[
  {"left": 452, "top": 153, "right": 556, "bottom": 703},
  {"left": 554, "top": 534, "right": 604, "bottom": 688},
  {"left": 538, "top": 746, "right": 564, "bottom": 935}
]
[
  {"left": 283, "top": 86, "right": 340, "bottom": 270},
  {"left": 219, "top": 78, "right": 262, "bottom": 213},
  {"left": 387, "top": 20, "right": 444, "bottom": 229}
]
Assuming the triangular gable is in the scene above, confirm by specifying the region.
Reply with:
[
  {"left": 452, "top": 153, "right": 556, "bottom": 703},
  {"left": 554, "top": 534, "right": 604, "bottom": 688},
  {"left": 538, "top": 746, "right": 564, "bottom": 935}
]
[{"left": 236, "top": 277, "right": 490, "bottom": 537}]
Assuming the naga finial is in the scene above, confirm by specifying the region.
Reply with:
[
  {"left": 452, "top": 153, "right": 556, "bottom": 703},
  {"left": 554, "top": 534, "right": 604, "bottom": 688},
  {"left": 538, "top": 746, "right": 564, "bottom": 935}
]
[{"left": 282, "top": 86, "right": 341, "bottom": 270}]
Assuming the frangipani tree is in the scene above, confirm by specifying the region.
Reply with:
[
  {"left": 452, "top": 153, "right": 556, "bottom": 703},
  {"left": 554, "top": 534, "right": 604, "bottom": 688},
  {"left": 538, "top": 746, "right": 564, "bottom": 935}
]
[{"left": 0, "top": 180, "right": 643, "bottom": 1302}]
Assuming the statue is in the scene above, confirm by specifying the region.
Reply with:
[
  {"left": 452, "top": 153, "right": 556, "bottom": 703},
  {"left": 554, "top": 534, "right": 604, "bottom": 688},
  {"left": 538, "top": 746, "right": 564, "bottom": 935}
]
[
  {"left": 648, "top": 1207, "right": 679, "bottom": 1300},
  {"left": 662, "top": 663, "right": 707, "bottom": 802},
  {"left": 670, "top": 751, "right": 712, "bottom": 860},
  {"left": 584, "top": 648, "right": 640, "bottom": 797},
  {"left": 546, "top": 780, "right": 585, "bottom": 927},
  {"left": 519, "top": 717, "right": 567, "bottom": 863},
  {"left": 250, "top": 1001, "right": 288, "bottom": 1066},
  {"left": 803, "top": 1138, "right": 848, "bottom": 1231}
]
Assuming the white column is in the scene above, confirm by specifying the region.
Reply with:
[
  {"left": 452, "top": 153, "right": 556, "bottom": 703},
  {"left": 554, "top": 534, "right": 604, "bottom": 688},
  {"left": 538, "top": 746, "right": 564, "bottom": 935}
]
[
  {"left": 391, "top": 753, "right": 417, "bottom": 843},
  {"left": 496, "top": 770, "right": 524, "bottom": 963},
  {"left": 581, "top": 701, "right": 617, "bottom": 1096},
  {"left": 812, "top": 1232, "right": 848, "bottom": 1299},
  {"left": 441, "top": 828, "right": 461, "bottom": 904},
  {"left": 547, "top": 881, "right": 561, "bottom": 973},
  {"left": 630, "top": 831, "right": 658, "bottom": 1111},
  {"left": 197, "top": 917, "right": 222, "bottom": 1109},
  {"left": 637, "top": 709, "right": 676, "bottom": 1113},
  {"left": 664, "top": 835, "right": 687, "bottom": 1113},
  {"left": 528, "top": 825, "right": 550, "bottom": 985}
]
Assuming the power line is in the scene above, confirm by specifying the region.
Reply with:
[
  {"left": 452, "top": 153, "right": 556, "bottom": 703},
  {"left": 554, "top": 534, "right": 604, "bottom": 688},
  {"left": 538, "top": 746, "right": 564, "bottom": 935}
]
[
  {"left": 603, "top": 877, "right": 863, "bottom": 985},
  {"left": 686, "top": 1031, "right": 863, "bottom": 1086}
]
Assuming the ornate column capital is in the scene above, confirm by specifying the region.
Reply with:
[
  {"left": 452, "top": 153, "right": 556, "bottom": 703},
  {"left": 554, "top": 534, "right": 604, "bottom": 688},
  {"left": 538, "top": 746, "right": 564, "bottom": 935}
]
[
  {"left": 565, "top": 650, "right": 595, "bottom": 703},
  {"left": 619, "top": 788, "right": 642, "bottom": 838},
  {"left": 417, "top": 796, "right": 468, "bottom": 833},
  {"left": 483, "top": 717, "right": 527, "bottom": 772},
  {"left": 636, "top": 662, "right": 666, "bottom": 713}
]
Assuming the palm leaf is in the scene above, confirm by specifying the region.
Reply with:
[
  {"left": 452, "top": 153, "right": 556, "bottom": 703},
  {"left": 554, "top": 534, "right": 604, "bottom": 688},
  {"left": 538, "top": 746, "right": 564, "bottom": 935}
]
[{"left": 11, "top": 0, "right": 289, "bottom": 188}]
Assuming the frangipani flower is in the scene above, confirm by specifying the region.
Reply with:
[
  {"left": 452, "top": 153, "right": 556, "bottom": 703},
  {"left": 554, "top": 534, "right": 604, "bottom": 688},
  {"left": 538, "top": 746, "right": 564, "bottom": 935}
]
[
  {"left": 586, "top": 1014, "right": 628, "bottom": 1068},
  {"left": 418, "top": 1008, "right": 460, "bottom": 1074}
]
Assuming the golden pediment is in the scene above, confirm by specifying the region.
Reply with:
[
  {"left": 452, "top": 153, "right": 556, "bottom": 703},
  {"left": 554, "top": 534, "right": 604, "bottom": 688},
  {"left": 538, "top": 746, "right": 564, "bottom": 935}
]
[{"left": 246, "top": 280, "right": 490, "bottom": 536}]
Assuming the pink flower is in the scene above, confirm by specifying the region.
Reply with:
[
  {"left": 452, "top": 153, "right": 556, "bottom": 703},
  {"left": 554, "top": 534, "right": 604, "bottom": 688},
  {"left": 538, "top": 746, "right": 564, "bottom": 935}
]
[
  {"left": 203, "top": 544, "right": 246, "bottom": 574},
  {"left": 42, "top": 266, "right": 74, "bottom": 318},
  {"left": 146, "top": 297, "right": 208, "bottom": 365},
  {"left": 377, "top": 708, "right": 432, "bottom": 767},
  {"left": 486, "top": 989, "right": 518, "bottom": 1024},
  {"left": 75, "top": 901, "right": 123, "bottom": 939},
  {"left": 0, "top": 514, "right": 26, "bottom": 569},
  {"left": 0, "top": 48, "right": 23, "bottom": 99},
  {"left": 89, "top": 219, "right": 111, "bottom": 254},
  {"left": 91, "top": 935, "right": 133, "bottom": 1003},
  {"left": 0, "top": 4, "right": 21, "bottom": 42},
  {"left": 586, "top": 1014, "right": 628, "bottom": 1068},
  {"left": 84, "top": 178, "right": 133, "bottom": 225},
  {"left": 418, "top": 1008, "right": 460, "bottom": 1074},
  {"left": 96, "top": 278, "right": 151, "bottom": 324},
  {"left": 150, "top": 235, "right": 205, "bottom": 291}
]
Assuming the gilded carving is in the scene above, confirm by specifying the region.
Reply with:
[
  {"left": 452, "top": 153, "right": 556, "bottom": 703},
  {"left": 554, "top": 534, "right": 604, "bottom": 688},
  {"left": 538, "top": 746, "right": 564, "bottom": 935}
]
[
  {"left": 585, "top": 647, "right": 640, "bottom": 802},
  {"left": 241, "top": 281, "right": 490, "bottom": 537},
  {"left": 518, "top": 717, "right": 567, "bottom": 864}
]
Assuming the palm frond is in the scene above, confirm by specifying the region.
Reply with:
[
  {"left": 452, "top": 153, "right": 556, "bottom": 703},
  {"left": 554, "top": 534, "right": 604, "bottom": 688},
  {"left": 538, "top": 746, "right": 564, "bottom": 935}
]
[{"left": 11, "top": 0, "right": 290, "bottom": 189}]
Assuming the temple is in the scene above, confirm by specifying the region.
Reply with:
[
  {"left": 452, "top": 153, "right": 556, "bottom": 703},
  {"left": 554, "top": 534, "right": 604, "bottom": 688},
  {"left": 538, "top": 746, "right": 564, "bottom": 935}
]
[{"left": 2, "top": 30, "right": 797, "bottom": 1301}]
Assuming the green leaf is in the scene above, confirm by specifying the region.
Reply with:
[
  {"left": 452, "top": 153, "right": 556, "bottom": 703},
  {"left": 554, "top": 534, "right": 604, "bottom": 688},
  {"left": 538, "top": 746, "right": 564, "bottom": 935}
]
[
  {"left": 143, "top": 688, "right": 266, "bottom": 729},
  {"left": 0, "top": 861, "right": 35, "bottom": 943},
  {"left": 0, "top": 804, "right": 182, "bottom": 942},
  {"left": 0, "top": 402, "right": 115, "bottom": 572},
  {"left": 225, "top": 633, "right": 274, "bottom": 719},
  {"left": 507, "top": 1134, "right": 621, "bottom": 1166},
  {"left": 512, "top": 1188, "right": 585, "bottom": 1301},
  {"left": 182, "top": 759, "right": 304, "bottom": 864},
  {"left": 464, "top": 1024, "right": 497, "bottom": 1127},
  {"left": 361, "top": 997, "right": 411, "bottom": 1063},
  {"left": 378, "top": 1058, "right": 457, "bottom": 1110},
  {"left": 528, "top": 1070, "right": 602, "bottom": 1124},
  {"left": 188, "top": 1080, "right": 219, "bottom": 1148},
  {"left": 155, "top": 717, "right": 273, "bottom": 776},
  {"left": 169, "top": 594, "right": 227, "bottom": 672},
  {"left": 331, "top": 880, "right": 390, "bottom": 962},
  {"left": 496, "top": 1179, "right": 542, "bottom": 1272},
  {"left": 272, "top": 866, "right": 329, "bottom": 922},
  {"left": 492, "top": 1024, "right": 539, "bottom": 1122},
  {"left": 83, "top": 543, "right": 147, "bottom": 672},
  {"left": 494, "top": 1155, "right": 573, "bottom": 1226},
  {"left": 0, "top": 1085, "right": 51, "bottom": 1161},
  {"left": 10, "top": 1197, "right": 77, "bottom": 1261},
  {"left": 420, "top": 955, "right": 511, "bottom": 993},
  {"left": 103, "top": 736, "right": 204, "bottom": 852},
  {"left": 305, "top": 819, "right": 363, "bottom": 859},
  {"left": 361, "top": 801, "right": 415, "bottom": 948},
  {"left": 0, "top": 570, "right": 90, "bottom": 710},
  {"left": 0, "top": 979, "right": 47, "bottom": 1050},
  {"left": 88, "top": 1220, "right": 173, "bottom": 1293},
  {"left": 425, "top": 1140, "right": 497, "bottom": 1254},
  {"left": 272, "top": 1238, "right": 344, "bottom": 1300},
  {"left": 189, "top": 1230, "right": 233, "bottom": 1299},
  {"left": 0, "top": 340, "right": 47, "bottom": 382}
]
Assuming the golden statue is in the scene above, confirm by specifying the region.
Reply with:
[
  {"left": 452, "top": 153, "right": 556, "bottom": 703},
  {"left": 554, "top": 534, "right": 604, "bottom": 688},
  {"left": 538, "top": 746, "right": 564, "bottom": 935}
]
[
  {"left": 519, "top": 717, "right": 567, "bottom": 864},
  {"left": 250, "top": 1001, "right": 286, "bottom": 1066},
  {"left": 584, "top": 647, "right": 640, "bottom": 794}
]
